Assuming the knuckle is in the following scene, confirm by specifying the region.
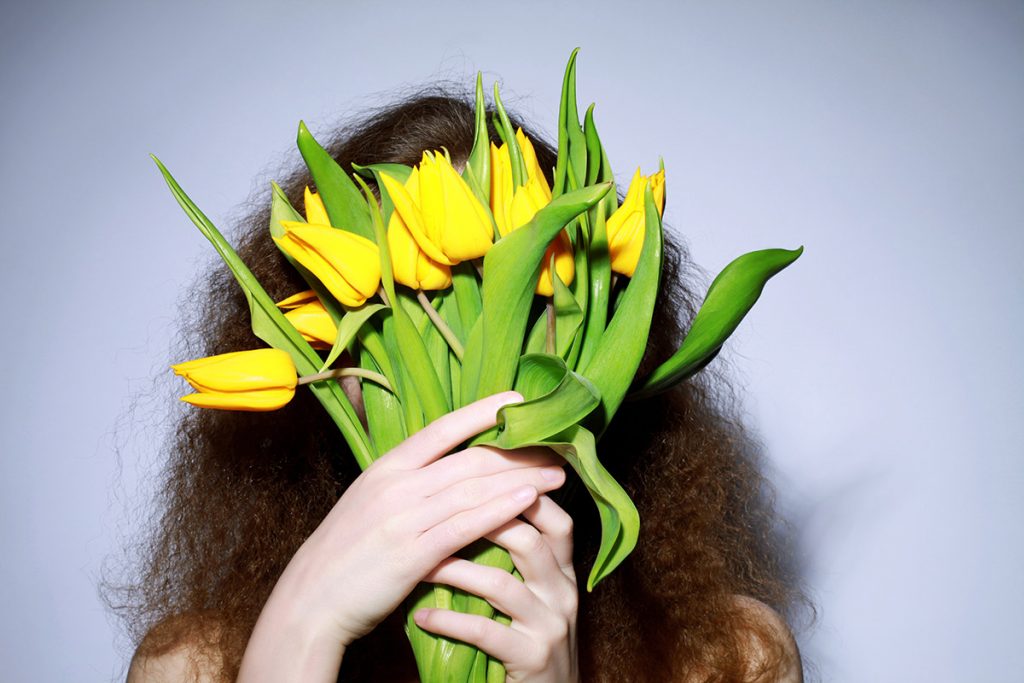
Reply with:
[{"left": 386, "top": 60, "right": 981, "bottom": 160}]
[
  {"left": 470, "top": 617, "right": 492, "bottom": 644},
  {"left": 550, "top": 511, "right": 574, "bottom": 539}
]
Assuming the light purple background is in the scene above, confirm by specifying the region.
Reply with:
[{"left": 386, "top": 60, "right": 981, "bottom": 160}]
[{"left": 1, "top": 2, "right": 1021, "bottom": 681}]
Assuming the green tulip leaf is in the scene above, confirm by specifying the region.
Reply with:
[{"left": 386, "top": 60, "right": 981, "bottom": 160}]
[
  {"left": 363, "top": 182, "right": 450, "bottom": 423},
  {"left": 479, "top": 353, "right": 639, "bottom": 590},
  {"left": 351, "top": 162, "right": 412, "bottom": 224},
  {"left": 296, "top": 121, "right": 373, "bottom": 240},
  {"left": 493, "top": 83, "right": 527, "bottom": 188},
  {"left": 464, "top": 72, "right": 491, "bottom": 202},
  {"left": 582, "top": 184, "right": 664, "bottom": 432},
  {"left": 553, "top": 48, "right": 587, "bottom": 197},
  {"left": 632, "top": 246, "right": 804, "bottom": 399},
  {"left": 552, "top": 268, "right": 584, "bottom": 359},
  {"left": 464, "top": 182, "right": 612, "bottom": 404},
  {"left": 152, "top": 155, "right": 375, "bottom": 467},
  {"left": 319, "top": 303, "right": 387, "bottom": 372}
]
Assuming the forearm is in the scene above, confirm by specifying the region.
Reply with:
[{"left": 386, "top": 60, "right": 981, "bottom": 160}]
[{"left": 236, "top": 574, "right": 347, "bottom": 683}]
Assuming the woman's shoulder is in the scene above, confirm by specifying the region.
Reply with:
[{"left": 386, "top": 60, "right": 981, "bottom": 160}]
[
  {"left": 681, "top": 595, "right": 802, "bottom": 683},
  {"left": 126, "top": 614, "right": 225, "bottom": 683},
  {"left": 726, "top": 595, "right": 803, "bottom": 683}
]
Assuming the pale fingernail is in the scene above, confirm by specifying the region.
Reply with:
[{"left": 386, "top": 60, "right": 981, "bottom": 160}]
[
  {"left": 541, "top": 466, "right": 564, "bottom": 482},
  {"left": 414, "top": 609, "right": 430, "bottom": 624},
  {"left": 513, "top": 485, "right": 536, "bottom": 502}
]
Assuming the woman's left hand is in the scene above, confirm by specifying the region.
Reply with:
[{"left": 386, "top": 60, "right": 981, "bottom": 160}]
[{"left": 414, "top": 493, "right": 579, "bottom": 683}]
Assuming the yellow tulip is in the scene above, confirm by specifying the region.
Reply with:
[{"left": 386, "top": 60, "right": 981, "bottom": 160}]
[
  {"left": 278, "top": 294, "right": 337, "bottom": 348},
  {"left": 605, "top": 167, "right": 666, "bottom": 277},
  {"left": 172, "top": 348, "right": 297, "bottom": 411},
  {"left": 380, "top": 151, "right": 493, "bottom": 267},
  {"left": 490, "top": 129, "right": 574, "bottom": 296},
  {"left": 275, "top": 187, "right": 381, "bottom": 307}
]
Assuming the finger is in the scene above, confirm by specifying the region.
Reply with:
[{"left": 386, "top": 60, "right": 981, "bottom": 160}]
[
  {"left": 417, "top": 485, "right": 538, "bottom": 561},
  {"left": 486, "top": 518, "right": 577, "bottom": 615},
  {"left": 413, "top": 608, "right": 529, "bottom": 664},
  {"left": 379, "top": 391, "right": 522, "bottom": 470},
  {"left": 520, "top": 494, "right": 575, "bottom": 572},
  {"left": 415, "top": 466, "right": 565, "bottom": 531},
  {"left": 424, "top": 558, "right": 544, "bottom": 624},
  {"left": 420, "top": 445, "right": 561, "bottom": 493}
]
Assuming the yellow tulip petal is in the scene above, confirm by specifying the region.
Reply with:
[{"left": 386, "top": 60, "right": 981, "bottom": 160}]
[
  {"left": 650, "top": 169, "right": 666, "bottom": 216},
  {"left": 438, "top": 154, "right": 493, "bottom": 261},
  {"left": 608, "top": 212, "right": 645, "bottom": 277},
  {"left": 417, "top": 152, "right": 447, "bottom": 245},
  {"left": 516, "top": 129, "right": 552, "bottom": 198},
  {"left": 536, "top": 231, "right": 575, "bottom": 296},
  {"left": 276, "top": 290, "right": 319, "bottom": 310},
  {"left": 381, "top": 171, "right": 453, "bottom": 266},
  {"left": 415, "top": 253, "right": 453, "bottom": 290},
  {"left": 388, "top": 210, "right": 452, "bottom": 290},
  {"left": 285, "top": 301, "right": 337, "bottom": 349},
  {"left": 490, "top": 142, "right": 514, "bottom": 237},
  {"left": 304, "top": 187, "right": 331, "bottom": 227},
  {"left": 181, "top": 388, "right": 295, "bottom": 412}
]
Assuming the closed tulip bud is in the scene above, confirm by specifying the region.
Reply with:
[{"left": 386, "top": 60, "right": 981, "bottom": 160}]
[
  {"left": 605, "top": 167, "right": 666, "bottom": 277},
  {"left": 380, "top": 151, "right": 493, "bottom": 267},
  {"left": 490, "top": 129, "right": 574, "bottom": 296},
  {"left": 274, "top": 187, "right": 381, "bottom": 307},
  {"left": 172, "top": 348, "right": 297, "bottom": 411}
]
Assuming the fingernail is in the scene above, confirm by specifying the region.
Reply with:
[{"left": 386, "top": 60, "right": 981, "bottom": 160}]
[
  {"left": 513, "top": 485, "right": 536, "bottom": 502},
  {"left": 414, "top": 609, "right": 430, "bottom": 624},
  {"left": 541, "top": 466, "right": 564, "bottom": 482}
]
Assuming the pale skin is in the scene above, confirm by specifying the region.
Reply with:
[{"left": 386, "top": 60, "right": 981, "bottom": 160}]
[{"left": 127, "top": 391, "right": 802, "bottom": 682}]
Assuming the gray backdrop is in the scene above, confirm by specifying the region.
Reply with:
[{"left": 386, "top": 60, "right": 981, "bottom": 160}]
[{"left": 1, "top": 1, "right": 1021, "bottom": 681}]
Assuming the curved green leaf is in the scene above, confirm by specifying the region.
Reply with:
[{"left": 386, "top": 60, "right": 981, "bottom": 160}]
[
  {"left": 319, "top": 303, "right": 386, "bottom": 372},
  {"left": 632, "top": 246, "right": 804, "bottom": 399},
  {"left": 553, "top": 48, "right": 587, "bottom": 197},
  {"left": 479, "top": 354, "right": 639, "bottom": 590}
]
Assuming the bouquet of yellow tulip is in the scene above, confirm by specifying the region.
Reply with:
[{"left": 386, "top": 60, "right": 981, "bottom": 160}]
[{"left": 157, "top": 50, "right": 801, "bottom": 682}]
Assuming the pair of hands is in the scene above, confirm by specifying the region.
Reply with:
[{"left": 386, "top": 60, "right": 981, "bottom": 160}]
[{"left": 238, "top": 392, "right": 579, "bottom": 683}]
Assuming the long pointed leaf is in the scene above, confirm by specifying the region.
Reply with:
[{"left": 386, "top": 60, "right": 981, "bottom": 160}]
[{"left": 632, "top": 246, "right": 804, "bottom": 399}]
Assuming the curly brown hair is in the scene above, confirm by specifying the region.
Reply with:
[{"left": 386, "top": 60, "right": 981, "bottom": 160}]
[{"left": 108, "top": 89, "right": 805, "bottom": 682}]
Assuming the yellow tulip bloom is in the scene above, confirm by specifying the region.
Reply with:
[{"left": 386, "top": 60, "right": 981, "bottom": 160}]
[
  {"left": 172, "top": 348, "right": 297, "bottom": 411},
  {"left": 605, "top": 167, "right": 666, "bottom": 277},
  {"left": 490, "top": 130, "right": 574, "bottom": 296},
  {"left": 275, "top": 187, "right": 381, "bottom": 307},
  {"left": 283, "top": 300, "right": 338, "bottom": 350},
  {"left": 380, "top": 151, "right": 493, "bottom": 267}
]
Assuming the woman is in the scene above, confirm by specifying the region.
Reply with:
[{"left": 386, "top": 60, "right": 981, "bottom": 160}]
[{"left": 115, "top": 92, "right": 805, "bottom": 682}]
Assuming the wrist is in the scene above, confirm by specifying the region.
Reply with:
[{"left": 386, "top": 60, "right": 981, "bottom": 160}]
[{"left": 237, "top": 559, "right": 350, "bottom": 682}]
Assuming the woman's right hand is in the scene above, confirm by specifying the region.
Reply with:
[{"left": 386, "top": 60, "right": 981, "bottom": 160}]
[{"left": 237, "top": 391, "right": 566, "bottom": 683}]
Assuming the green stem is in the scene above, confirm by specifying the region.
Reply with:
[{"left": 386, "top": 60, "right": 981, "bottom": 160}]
[
  {"left": 297, "top": 367, "right": 394, "bottom": 392},
  {"left": 417, "top": 290, "right": 465, "bottom": 360}
]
